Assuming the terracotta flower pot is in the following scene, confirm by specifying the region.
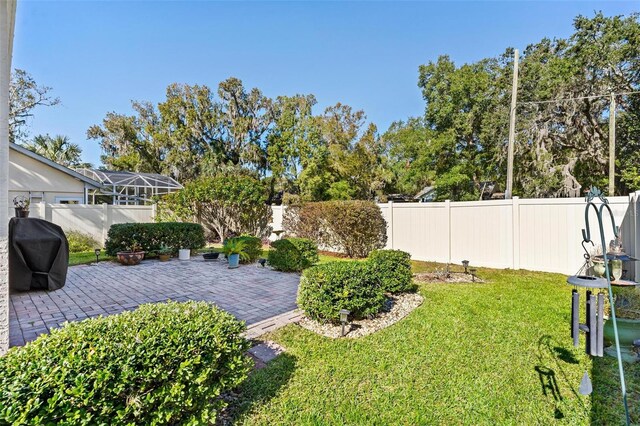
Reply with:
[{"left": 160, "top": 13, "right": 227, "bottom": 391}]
[
  {"left": 117, "top": 251, "right": 145, "bottom": 266},
  {"left": 158, "top": 254, "right": 171, "bottom": 262}
]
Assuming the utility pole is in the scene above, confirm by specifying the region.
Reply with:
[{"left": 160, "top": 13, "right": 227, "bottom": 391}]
[
  {"left": 505, "top": 49, "right": 519, "bottom": 199},
  {"left": 609, "top": 92, "right": 616, "bottom": 196}
]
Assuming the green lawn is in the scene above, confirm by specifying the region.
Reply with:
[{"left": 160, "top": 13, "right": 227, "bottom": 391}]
[
  {"left": 225, "top": 263, "right": 637, "bottom": 425},
  {"left": 69, "top": 251, "right": 114, "bottom": 266}
]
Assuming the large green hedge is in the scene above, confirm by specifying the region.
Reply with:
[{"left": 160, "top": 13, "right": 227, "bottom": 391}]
[
  {"left": 268, "top": 238, "right": 319, "bottom": 272},
  {"left": 104, "top": 222, "right": 205, "bottom": 255},
  {"left": 368, "top": 249, "right": 414, "bottom": 293},
  {"left": 297, "top": 261, "right": 386, "bottom": 324},
  {"left": 0, "top": 301, "right": 251, "bottom": 425}
]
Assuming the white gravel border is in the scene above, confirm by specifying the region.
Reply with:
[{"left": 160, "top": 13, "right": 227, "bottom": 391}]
[{"left": 298, "top": 292, "right": 424, "bottom": 339}]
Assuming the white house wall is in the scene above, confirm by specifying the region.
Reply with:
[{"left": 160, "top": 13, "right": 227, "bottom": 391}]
[{"left": 9, "top": 149, "right": 86, "bottom": 204}]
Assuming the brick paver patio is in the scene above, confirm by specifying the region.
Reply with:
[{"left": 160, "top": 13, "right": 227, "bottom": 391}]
[{"left": 9, "top": 257, "right": 300, "bottom": 347}]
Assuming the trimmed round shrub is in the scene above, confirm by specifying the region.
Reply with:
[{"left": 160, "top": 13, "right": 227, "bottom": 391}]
[
  {"left": 0, "top": 301, "right": 251, "bottom": 425},
  {"left": 65, "top": 230, "right": 100, "bottom": 253},
  {"left": 283, "top": 200, "right": 387, "bottom": 258},
  {"left": 268, "top": 238, "right": 319, "bottom": 272},
  {"left": 225, "top": 235, "right": 262, "bottom": 264},
  {"left": 298, "top": 261, "right": 385, "bottom": 323},
  {"left": 368, "top": 249, "right": 414, "bottom": 293},
  {"left": 104, "top": 222, "right": 206, "bottom": 255}
]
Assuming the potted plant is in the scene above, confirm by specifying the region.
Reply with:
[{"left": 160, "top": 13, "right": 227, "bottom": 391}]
[
  {"left": 13, "top": 195, "right": 30, "bottom": 218},
  {"left": 178, "top": 247, "right": 191, "bottom": 261},
  {"left": 116, "top": 241, "right": 145, "bottom": 266},
  {"left": 202, "top": 251, "right": 220, "bottom": 261},
  {"left": 222, "top": 239, "right": 248, "bottom": 269},
  {"left": 157, "top": 246, "right": 172, "bottom": 262},
  {"left": 604, "top": 287, "right": 640, "bottom": 348}
]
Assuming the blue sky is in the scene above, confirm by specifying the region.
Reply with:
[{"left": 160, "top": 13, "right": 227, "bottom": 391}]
[{"left": 12, "top": 1, "right": 639, "bottom": 166}]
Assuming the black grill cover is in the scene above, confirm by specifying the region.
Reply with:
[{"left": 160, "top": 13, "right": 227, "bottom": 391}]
[{"left": 9, "top": 218, "right": 69, "bottom": 291}]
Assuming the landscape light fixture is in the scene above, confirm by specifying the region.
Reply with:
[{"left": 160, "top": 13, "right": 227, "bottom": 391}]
[
  {"left": 469, "top": 268, "right": 477, "bottom": 282},
  {"left": 462, "top": 260, "right": 469, "bottom": 274},
  {"left": 339, "top": 309, "right": 350, "bottom": 337},
  {"left": 94, "top": 248, "right": 101, "bottom": 264}
]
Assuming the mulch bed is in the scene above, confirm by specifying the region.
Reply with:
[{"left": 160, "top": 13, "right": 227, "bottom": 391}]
[{"left": 413, "top": 272, "right": 485, "bottom": 283}]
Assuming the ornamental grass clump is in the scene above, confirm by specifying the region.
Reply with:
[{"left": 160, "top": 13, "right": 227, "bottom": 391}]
[
  {"left": 0, "top": 301, "right": 251, "bottom": 425},
  {"left": 297, "top": 261, "right": 386, "bottom": 324}
]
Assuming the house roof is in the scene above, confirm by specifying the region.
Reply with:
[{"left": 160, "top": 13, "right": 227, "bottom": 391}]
[
  {"left": 10, "top": 143, "right": 102, "bottom": 188},
  {"left": 76, "top": 168, "right": 182, "bottom": 190},
  {"left": 414, "top": 186, "right": 435, "bottom": 200}
]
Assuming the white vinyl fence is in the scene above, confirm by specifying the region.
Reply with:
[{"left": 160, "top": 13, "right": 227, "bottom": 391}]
[
  {"left": 25, "top": 202, "right": 156, "bottom": 245},
  {"left": 271, "top": 193, "right": 640, "bottom": 279},
  {"left": 10, "top": 195, "right": 640, "bottom": 278}
]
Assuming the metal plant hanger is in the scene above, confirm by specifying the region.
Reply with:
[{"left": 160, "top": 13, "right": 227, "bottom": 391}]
[{"left": 567, "top": 187, "right": 630, "bottom": 425}]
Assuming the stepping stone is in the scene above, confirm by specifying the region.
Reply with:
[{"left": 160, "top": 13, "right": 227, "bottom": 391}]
[{"left": 248, "top": 341, "right": 285, "bottom": 363}]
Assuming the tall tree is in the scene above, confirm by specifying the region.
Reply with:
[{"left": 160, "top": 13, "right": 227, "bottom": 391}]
[
  {"left": 23, "top": 135, "right": 89, "bottom": 168},
  {"left": 9, "top": 69, "right": 60, "bottom": 143},
  {"left": 401, "top": 12, "right": 640, "bottom": 199}
]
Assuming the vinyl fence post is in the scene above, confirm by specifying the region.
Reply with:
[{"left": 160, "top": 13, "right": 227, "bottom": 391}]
[
  {"left": 445, "top": 199, "right": 451, "bottom": 264},
  {"left": 512, "top": 196, "right": 520, "bottom": 270},
  {"left": 102, "top": 203, "right": 110, "bottom": 246},
  {"left": 37, "top": 201, "right": 45, "bottom": 220},
  {"left": 634, "top": 191, "right": 640, "bottom": 282},
  {"left": 388, "top": 201, "right": 394, "bottom": 249}
]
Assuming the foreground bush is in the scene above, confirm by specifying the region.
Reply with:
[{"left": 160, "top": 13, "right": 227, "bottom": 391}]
[
  {"left": 65, "top": 230, "right": 99, "bottom": 253},
  {"left": 225, "top": 235, "right": 262, "bottom": 263},
  {"left": 104, "top": 222, "right": 205, "bottom": 255},
  {"left": 0, "top": 301, "right": 251, "bottom": 425},
  {"left": 298, "top": 261, "right": 385, "bottom": 323},
  {"left": 268, "top": 238, "right": 319, "bottom": 272},
  {"left": 284, "top": 200, "right": 387, "bottom": 258},
  {"left": 368, "top": 249, "right": 414, "bottom": 293}
]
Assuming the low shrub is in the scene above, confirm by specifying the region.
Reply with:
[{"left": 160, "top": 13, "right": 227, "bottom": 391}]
[
  {"left": 368, "top": 249, "right": 414, "bottom": 293},
  {"left": 104, "top": 222, "right": 205, "bottom": 256},
  {"left": 284, "top": 200, "right": 387, "bottom": 258},
  {"left": 65, "top": 230, "right": 99, "bottom": 253},
  {"left": 268, "top": 238, "right": 319, "bottom": 272},
  {"left": 225, "top": 235, "right": 262, "bottom": 263},
  {"left": 298, "top": 261, "right": 385, "bottom": 323},
  {"left": 0, "top": 301, "right": 251, "bottom": 425}
]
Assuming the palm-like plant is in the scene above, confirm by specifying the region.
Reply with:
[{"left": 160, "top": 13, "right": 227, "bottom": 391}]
[
  {"left": 221, "top": 239, "right": 250, "bottom": 261},
  {"left": 23, "top": 134, "right": 87, "bottom": 168}
]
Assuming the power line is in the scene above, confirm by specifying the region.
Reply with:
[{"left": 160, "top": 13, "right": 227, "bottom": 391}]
[{"left": 518, "top": 90, "right": 640, "bottom": 106}]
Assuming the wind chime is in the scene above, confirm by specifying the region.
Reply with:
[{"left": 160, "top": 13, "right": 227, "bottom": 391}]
[{"left": 566, "top": 187, "right": 630, "bottom": 425}]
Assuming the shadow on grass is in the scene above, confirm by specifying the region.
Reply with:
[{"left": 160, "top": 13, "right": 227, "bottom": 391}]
[
  {"left": 218, "top": 353, "right": 297, "bottom": 425},
  {"left": 590, "top": 353, "right": 639, "bottom": 425},
  {"left": 534, "top": 335, "right": 586, "bottom": 420}
]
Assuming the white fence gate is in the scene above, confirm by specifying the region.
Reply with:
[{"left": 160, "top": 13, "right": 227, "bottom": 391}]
[{"left": 271, "top": 193, "right": 640, "bottom": 278}]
